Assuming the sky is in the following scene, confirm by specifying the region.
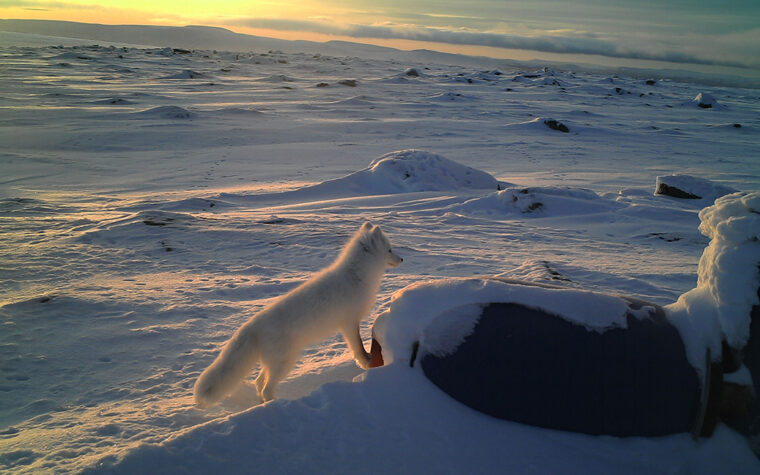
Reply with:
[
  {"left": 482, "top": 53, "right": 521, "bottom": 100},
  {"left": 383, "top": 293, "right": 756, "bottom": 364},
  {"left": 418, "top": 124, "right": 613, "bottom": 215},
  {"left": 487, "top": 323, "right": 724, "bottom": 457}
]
[{"left": 2, "top": 0, "right": 759, "bottom": 73}]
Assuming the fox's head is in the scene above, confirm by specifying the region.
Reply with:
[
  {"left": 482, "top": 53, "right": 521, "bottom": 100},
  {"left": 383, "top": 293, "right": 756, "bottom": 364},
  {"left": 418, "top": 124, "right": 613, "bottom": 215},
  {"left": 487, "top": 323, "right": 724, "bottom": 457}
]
[{"left": 360, "top": 221, "right": 403, "bottom": 267}]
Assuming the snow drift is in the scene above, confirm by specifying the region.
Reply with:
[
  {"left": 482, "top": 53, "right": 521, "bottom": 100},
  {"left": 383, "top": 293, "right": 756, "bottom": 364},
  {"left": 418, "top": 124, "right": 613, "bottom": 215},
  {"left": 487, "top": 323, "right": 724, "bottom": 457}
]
[{"left": 260, "top": 150, "right": 501, "bottom": 201}]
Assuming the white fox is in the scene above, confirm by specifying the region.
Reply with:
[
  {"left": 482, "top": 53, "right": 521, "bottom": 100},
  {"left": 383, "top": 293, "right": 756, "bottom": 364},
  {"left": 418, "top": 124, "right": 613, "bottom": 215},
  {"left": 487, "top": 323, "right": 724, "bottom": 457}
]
[{"left": 194, "top": 222, "right": 402, "bottom": 407}]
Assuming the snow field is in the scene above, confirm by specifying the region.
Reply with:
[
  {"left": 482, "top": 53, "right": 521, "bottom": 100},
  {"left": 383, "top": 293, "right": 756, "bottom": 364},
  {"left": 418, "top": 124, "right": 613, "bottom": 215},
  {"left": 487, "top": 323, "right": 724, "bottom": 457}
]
[{"left": 0, "top": 40, "right": 758, "bottom": 473}]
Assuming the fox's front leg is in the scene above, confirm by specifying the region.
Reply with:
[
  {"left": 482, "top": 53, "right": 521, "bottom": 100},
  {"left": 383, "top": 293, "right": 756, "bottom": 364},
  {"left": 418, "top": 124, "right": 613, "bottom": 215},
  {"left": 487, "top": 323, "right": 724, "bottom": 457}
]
[{"left": 342, "top": 323, "right": 372, "bottom": 369}]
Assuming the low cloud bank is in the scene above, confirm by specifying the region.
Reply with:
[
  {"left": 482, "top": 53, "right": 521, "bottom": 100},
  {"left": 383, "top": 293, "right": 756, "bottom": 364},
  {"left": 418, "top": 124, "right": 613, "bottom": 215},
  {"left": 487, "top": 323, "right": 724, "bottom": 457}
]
[{"left": 229, "top": 18, "right": 758, "bottom": 70}]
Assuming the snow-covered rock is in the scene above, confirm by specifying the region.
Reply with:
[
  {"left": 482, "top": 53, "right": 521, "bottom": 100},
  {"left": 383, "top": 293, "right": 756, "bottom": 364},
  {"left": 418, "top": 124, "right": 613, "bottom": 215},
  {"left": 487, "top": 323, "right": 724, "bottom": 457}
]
[
  {"left": 687, "top": 92, "right": 724, "bottom": 109},
  {"left": 161, "top": 69, "right": 208, "bottom": 79},
  {"left": 136, "top": 105, "right": 196, "bottom": 119},
  {"left": 452, "top": 186, "right": 621, "bottom": 217},
  {"left": 655, "top": 175, "right": 738, "bottom": 203},
  {"left": 504, "top": 117, "right": 571, "bottom": 133}
]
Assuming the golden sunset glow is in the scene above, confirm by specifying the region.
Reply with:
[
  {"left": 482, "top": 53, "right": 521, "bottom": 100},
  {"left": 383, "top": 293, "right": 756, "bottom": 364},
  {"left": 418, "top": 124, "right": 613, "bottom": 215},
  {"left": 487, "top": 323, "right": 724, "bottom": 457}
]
[
  {"left": 2, "top": 0, "right": 760, "bottom": 75},
  {"left": 2, "top": 1, "right": 346, "bottom": 29}
]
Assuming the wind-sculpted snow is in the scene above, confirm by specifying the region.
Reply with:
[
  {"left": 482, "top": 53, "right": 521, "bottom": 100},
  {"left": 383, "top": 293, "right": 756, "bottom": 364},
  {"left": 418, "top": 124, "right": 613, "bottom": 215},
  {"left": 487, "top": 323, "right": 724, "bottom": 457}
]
[{"left": 89, "top": 341, "right": 758, "bottom": 475}]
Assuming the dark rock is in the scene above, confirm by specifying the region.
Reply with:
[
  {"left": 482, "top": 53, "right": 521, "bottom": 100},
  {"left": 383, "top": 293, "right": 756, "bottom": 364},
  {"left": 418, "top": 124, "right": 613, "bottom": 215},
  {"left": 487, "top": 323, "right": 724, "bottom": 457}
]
[
  {"left": 143, "top": 219, "right": 172, "bottom": 226},
  {"left": 656, "top": 183, "right": 701, "bottom": 200},
  {"left": 543, "top": 119, "right": 569, "bottom": 133}
]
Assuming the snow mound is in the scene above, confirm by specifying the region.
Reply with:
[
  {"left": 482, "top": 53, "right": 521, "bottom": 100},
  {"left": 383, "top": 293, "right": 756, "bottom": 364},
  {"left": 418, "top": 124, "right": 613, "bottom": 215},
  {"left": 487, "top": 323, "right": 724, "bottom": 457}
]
[
  {"left": 667, "top": 192, "right": 760, "bottom": 370},
  {"left": 298, "top": 150, "right": 500, "bottom": 197},
  {"left": 77, "top": 210, "right": 203, "bottom": 248},
  {"left": 211, "top": 107, "right": 264, "bottom": 116},
  {"left": 93, "top": 98, "right": 135, "bottom": 105},
  {"left": 256, "top": 74, "right": 296, "bottom": 83},
  {"left": 688, "top": 92, "right": 724, "bottom": 109},
  {"left": 655, "top": 175, "right": 738, "bottom": 203},
  {"left": 328, "top": 96, "right": 375, "bottom": 106},
  {"left": 505, "top": 117, "right": 571, "bottom": 133},
  {"left": 161, "top": 70, "right": 208, "bottom": 79},
  {"left": 158, "top": 197, "right": 232, "bottom": 212},
  {"left": 403, "top": 67, "right": 424, "bottom": 78},
  {"left": 452, "top": 186, "right": 621, "bottom": 217},
  {"left": 136, "top": 106, "right": 196, "bottom": 119},
  {"left": 0, "top": 197, "right": 70, "bottom": 216},
  {"left": 376, "top": 277, "right": 632, "bottom": 365},
  {"left": 468, "top": 70, "right": 505, "bottom": 82},
  {"left": 497, "top": 258, "right": 574, "bottom": 283},
  {"left": 429, "top": 91, "right": 476, "bottom": 101},
  {"left": 365, "top": 150, "right": 498, "bottom": 191}
]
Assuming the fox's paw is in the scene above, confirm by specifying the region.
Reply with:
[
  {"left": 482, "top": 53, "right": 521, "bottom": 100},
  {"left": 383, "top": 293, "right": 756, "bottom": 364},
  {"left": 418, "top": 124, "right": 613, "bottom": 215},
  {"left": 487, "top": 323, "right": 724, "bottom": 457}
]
[{"left": 355, "top": 354, "right": 372, "bottom": 370}]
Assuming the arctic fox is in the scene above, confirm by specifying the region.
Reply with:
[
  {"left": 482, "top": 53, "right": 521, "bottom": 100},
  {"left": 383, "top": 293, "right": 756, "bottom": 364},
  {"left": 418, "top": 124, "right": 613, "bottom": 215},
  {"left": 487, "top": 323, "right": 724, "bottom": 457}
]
[{"left": 194, "top": 222, "right": 402, "bottom": 407}]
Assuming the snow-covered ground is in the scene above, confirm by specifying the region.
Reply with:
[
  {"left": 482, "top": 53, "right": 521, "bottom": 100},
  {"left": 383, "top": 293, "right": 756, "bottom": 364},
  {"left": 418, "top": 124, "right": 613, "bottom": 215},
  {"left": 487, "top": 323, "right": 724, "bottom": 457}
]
[{"left": 1, "top": 35, "right": 759, "bottom": 473}]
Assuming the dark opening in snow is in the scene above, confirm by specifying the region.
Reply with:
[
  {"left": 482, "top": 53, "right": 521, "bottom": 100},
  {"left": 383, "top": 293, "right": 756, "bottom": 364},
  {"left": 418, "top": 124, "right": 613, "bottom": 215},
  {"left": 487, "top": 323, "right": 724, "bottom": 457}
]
[{"left": 420, "top": 301, "right": 703, "bottom": 437}]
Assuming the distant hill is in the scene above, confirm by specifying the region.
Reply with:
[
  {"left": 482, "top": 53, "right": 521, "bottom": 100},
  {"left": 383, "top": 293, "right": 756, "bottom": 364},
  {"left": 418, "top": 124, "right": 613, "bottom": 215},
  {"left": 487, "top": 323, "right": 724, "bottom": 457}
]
[
  {"left": 0, "top": 19, "right": 323, "bottom": 52},
  {"left": 0, "top": 19, "right": 466, "bottom": 63},
  {"left": 1, "top": 19, "right": 757, "bottom": 88}
]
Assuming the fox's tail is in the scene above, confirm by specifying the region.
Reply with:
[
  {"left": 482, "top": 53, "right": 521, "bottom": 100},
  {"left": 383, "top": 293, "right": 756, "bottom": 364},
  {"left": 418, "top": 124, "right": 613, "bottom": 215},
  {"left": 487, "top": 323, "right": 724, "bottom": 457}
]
[{"left": 194, "top": 323, "right": 260, "bottom": 408}]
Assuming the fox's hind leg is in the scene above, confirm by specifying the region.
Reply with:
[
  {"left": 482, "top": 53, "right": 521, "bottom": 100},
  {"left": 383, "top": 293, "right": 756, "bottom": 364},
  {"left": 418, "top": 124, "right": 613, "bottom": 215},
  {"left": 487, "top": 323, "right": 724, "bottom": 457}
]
[
  {"left": 259, "top": 353, "right": 299, "bottom": 402},
  {"left": 254, "top": 367, "right": 268, "bottom": 399}
]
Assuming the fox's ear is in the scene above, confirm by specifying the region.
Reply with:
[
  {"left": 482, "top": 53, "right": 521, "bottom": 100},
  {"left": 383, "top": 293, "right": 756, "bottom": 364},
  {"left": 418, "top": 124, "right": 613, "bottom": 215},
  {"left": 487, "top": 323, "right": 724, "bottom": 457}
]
[
  {"left": 371, "top": 225, "right": 383, "bottom": 238},
  {"left": 361, "top": 221, "right": 373, "bottom": 231}
]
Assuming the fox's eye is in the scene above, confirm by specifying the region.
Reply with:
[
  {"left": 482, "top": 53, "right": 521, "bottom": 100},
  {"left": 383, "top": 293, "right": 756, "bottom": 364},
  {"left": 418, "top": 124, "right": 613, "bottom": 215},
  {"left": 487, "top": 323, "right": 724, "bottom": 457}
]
[{"left": 388, "top": 249, "right": 392, "bottom": 253}]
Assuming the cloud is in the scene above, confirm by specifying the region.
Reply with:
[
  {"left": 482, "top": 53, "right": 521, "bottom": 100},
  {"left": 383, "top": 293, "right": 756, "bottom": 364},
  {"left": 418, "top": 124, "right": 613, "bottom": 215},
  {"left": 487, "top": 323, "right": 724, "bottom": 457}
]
[
  {"left": 226, "top": 17, "right": 759, "bottom": 70},
  {"left": 3, "top": 0, "right": 99, "bottom": 10}
]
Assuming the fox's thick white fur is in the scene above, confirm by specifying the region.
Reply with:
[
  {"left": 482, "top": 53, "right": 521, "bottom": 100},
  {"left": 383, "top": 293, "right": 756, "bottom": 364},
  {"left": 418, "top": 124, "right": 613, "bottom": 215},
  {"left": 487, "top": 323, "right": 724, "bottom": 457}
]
[{"left": 194, "top": 222, "right": 402, "bottom": 407}]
